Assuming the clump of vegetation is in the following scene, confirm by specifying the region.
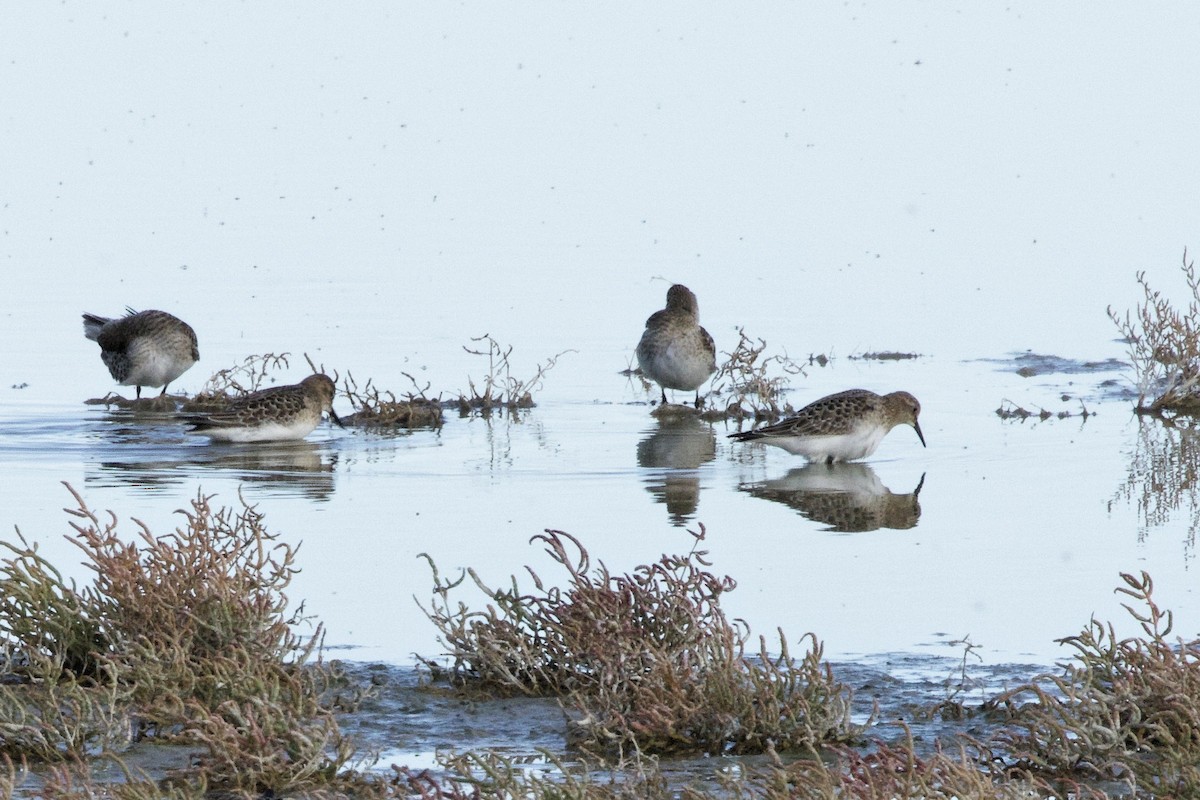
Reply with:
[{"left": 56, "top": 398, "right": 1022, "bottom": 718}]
[
  {"left": 18, "top": 487, "right": 1200, "bottom": 798},
  {"left": 458, "top": 334, "right": 570, "bottom": 414},
  {"left": 65, "top": 485, "right": 324, "bottom": 723},
  {"left": 992, "top": 571, "right": 1200, "bottom": 794},
  {"left": 417, "top": 527, "right": 859, "bottom": 756},
  {"left": 701, "top": 328, "right": 805, "bottom": 422},
  {"left": 995, "top": 399, "right": 1094, "bottom": 421},
  {"left": 185, "top": 352, "right": 293, "bottom": 409},
  {"left": 0, "top": 529, "right": 133, "bottom": 761},
  {"left": 723, "top": 736, "right": 1105, "bottom": 800},
  {"left": 1109, "top": 250, "right": 1200, "bottom": 415},
  {"left": 0, "top": 485, "right": 362, "bottom": 796},
  {"left": 0, "top": 757, "right": 22, "bottom": 799},
  {"left": 339, "top": 371, "right": 443, "bottom": 429},
  {"left": 82, "top": 392, "right": 181, "bottom": 412},
  {"left": 391, "top": 736, "right": 1104, "bottom": 800}
]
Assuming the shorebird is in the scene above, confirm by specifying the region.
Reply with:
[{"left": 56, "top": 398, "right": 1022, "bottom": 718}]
[
  {"left": 728, "top": 389, "right": 925, "bottom": 463},
  {"left": 188, "top": 374, "right": 344, "bottom": 443},
  {"left": 82, "top": 308, "right": 199, "bottom": 398},
  {"left": 635, "top": 284, "right": 716, "bottom": 408}
]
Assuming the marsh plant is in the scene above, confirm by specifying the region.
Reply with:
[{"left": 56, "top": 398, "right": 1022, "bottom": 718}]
[
  {"left": 993, "top": 571, "right": 1200, "bottom": 795},
  {"left": 392, "top": 750, "right": 684, "bottom": 800},
  {"left": 714, "top": 737, "right": 1107, "bottom": 800},
  {"left": 1109, "top": 250, "right": 1200, "bottom": 415},
  {"left": 13, "top": 491, "right": 1200, "bottom": 799},
  {"left": 0, "top": 485, "right": 361, "bottom": 795},
  {"left": 187, "top": 352, "right": 293, "bottom": 408},
  {"left": 0, "top": 757, "right": 22, "bottom": 799},
  {"left": 701, "top": 328, "right": 805, "bottom": 422},
  {"left": 418, "top": 527, "right": 859, "bottom": 756},
  {"left": 459, "top": 334, "right": 571, "bottom": 413},
  {"left": 390, "top": 738, "right": 1105, "bottom": 800},
  {"left": 339, "top": 370, "right": 444, "bottom": 429},
  {"left": 0, "top": 530, "right": 132, "bottom": 761}
]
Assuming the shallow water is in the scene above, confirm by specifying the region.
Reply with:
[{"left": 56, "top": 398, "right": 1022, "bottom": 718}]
[
  {"left": 5, "top": 2, "right": 1200, "bottom": 788},
  {"left": 2, "top": 347, "right": 1188, "bottom": 673}
]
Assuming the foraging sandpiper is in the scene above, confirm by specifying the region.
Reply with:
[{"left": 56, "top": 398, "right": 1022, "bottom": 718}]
[
  {"left": 188, "top": 374, "right": 344, "bottom": 442},
  {"left": 728, "top": 389, "right": 925, "bottom": 463},
  {"left": 635, "top": 284, "right": 716, "bottom": 408},
  {"left": 82, "top": 309, "right": 199, "bottom": 398}
]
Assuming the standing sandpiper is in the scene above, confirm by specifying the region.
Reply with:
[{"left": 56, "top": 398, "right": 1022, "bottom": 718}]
[
  {"left": 728, "top": 389, "right": 925, "bottom": 463},
  {"left": 635, "top": 284, "right": 717, "bottom": 408},
  {"left": 82, "top": 309, "right": 199, "bottom": 398},
  {"left": 188, "top": 374, "right": 344, "bottom": 443}
]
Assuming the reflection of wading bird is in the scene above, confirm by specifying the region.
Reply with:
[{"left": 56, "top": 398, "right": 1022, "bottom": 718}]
[
  {"left": 637, "top": 413, "right": 717, "bottom": 524},
  {"left": 82, "top": 309, "right": 199, "bottom": 398},
  {"left": 742, "top": 463, "right": 924, "bottom": 532},
  {"left": 729, "top": 389, "right": 925, "bottom": 463},
  {"left": 188, "top": 374, "right": 344, "bottom": 443},
  {"left": 635, "top": 284, "right": 716, "bottom": 408}
]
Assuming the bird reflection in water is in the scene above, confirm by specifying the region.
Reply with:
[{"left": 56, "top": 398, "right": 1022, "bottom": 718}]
[
  {"left": 94, "top": 441, "right": 337, "bottom": 502},
  {"left": 85, "top": 408, "right": 338, "bottom": 500},
  {"left": 200, "top": 441, "right": 337, "bottom": 501},
  {"left": 636, "top": 410, "right": 716, "bottom": 525},
  {"left": 740, "top": 462, "right": 924, "bottom": 532}
]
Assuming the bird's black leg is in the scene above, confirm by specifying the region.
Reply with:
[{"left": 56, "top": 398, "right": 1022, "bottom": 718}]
[
  {"left": 660, "top": 388, "right": 668, "bottom": 405},
  {"left": 694, "top": 391, "right": 703, "bottom": 409},
  {"left": 136, "top": 385, "right": 142, "bottom": 399}
]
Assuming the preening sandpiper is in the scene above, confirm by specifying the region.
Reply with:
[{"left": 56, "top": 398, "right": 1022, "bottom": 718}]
[
  {"left": 728, "top": 389, "right": 925, "bottom": 463},
  {"left": 82, "top": 309, "right": 199, "bottom": 398},
  {"left": 635, "top": 284, "right": 716, "bottom": 408},
  {"left": 188, "top": 374, "right": 344, "bottom": 443}
]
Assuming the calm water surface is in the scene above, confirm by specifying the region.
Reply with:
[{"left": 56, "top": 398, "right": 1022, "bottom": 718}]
[{"left": 1, "top": 322, "right": 1190, "bottom": 674}]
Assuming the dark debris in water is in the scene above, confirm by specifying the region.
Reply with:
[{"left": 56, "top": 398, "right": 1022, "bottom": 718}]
[
  {"left": 991, "top": 351, "right": 1129, "bottom": 377},
  {"left": 848, "top": 351, "right": 922, "bottom": 361},
  {"left": 996, "top": 398, "right": 1095, "bottom": 422},
  {"left": 341, "top": 400, "right": 444, "bottom": 429},
  {"left": 1098, "top": 377, "right": 1140, "bottom": 401},
  {"left": 83, "top": 393, "right": 187, "bottom": 412},
  {"left": 977, "top": 352, "right": 1136, "bottom": 407}
]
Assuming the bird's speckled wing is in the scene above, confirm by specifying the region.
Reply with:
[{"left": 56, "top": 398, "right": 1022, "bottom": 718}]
[
  {"left": 94, "top": 310, "right": 198, "bottom": 355},
  {"left": 642, "top": 307, "right": 674, "bottom": 331},
  {"left": 197, "top": 385, "right": 308, "bottom": 427},
  {"left": 699, "top": 325, "right": 715, "bottom": 362},
  {"left": 747, "top": 389, "right": 880, "bottom": 438}
]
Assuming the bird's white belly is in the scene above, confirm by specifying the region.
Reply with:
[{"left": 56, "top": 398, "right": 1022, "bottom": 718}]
[
  {"left": 641, "top": 341, "right": 711, "bottom": 391},
  {"left": 203, "top": 419, "right": 318, "bottom": 443},
  {"left": 122, "top": 341, "right": 189, "bottom": 387},
  {"left": 772, "top": 427, "right": 887, "bottom": 462}
]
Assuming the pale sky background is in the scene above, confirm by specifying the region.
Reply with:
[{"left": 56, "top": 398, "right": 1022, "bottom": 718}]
[{"left": 5, "top": 2, "right": 1199, "bottom": 383}]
